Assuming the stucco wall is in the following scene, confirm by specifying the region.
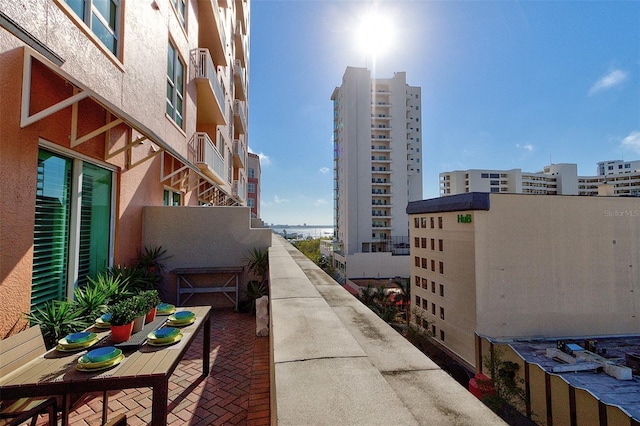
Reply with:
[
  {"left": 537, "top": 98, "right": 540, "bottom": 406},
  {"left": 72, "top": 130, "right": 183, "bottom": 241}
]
[
  {"left": 346, "top": 251, "right": 410, "bottom": 279},
  {"left": 142, "top": 206, "right": 271, "bottom": 304},
  {"left": 475, "top": 194, "right": 640, "bottom": 338}
]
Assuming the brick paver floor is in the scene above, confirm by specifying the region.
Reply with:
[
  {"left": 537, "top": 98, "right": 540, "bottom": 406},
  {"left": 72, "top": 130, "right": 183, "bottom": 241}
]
[{"left": 33, "top": 309, "right": 270, "bottom": 426}]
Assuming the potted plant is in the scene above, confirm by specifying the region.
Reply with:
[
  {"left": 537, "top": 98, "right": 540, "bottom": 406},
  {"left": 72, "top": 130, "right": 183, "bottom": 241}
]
[
  {"left": 141, "top": 290, "right": 162, "bottom": 322},
  {"left": 130, "top": 295, "right": 148, "bottom": 333},
  {"left": 109, "top": 298, "right": 138, "bottom": 343}
]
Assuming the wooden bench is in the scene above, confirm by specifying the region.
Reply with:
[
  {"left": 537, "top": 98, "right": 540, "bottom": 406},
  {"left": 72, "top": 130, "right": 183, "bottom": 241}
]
[
  {"left": 171, "top": 266, "right": 244, "bottom": 308},
  {"left": 0, "top": 325, "right": 57, "bottom": 426}
]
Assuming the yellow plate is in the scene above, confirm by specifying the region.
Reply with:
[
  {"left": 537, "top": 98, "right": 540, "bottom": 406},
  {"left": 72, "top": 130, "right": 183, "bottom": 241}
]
[
  {"left": 78, "top": 349, "right": 123, "bottom": 368},
  {"left": 76, "top": 354, "right": 124, "bottom": 372},
  {"left": 166, "top": 317, "right": 195, "bottom": 327},
  {"left": 56, "top": 338, "right": 99, "bottom": 351},
  {"left": 147, "top": 334, "right": 183, "bottom": 347},
  {"left": 94, "top": 317, "right": 111, "bottom": 327}
]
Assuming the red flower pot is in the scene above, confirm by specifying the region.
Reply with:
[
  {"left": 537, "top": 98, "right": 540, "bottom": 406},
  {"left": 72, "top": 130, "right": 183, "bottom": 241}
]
[
  {"left": 110, "top": 322, "right": 134, "bottom": 343},
  {"left": 145, "top": 307, "right": 157, "bottom": 323}
]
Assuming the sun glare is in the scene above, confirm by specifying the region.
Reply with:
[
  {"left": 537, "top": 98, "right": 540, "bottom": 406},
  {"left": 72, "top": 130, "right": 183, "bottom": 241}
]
[{"left": 355, "top": 10, "right": 395, "bottom": 61}]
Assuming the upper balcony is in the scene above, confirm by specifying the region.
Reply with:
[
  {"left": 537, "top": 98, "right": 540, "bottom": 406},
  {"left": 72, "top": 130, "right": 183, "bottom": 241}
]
[
  {"left": 233, "top": 137, "right": 246, "bottom": 168},
  {"left": 194, "top": 132, "right": 225, "bottom": 184},
  {"left": 234, "top": 20, "right": 248, "bottom": 67},
  {"left": 233, "top": 59, "right": 247, "bottom": 101},
  {"left": 233, "top": 100, "right": 247, "bottom": 135},
  {"left": 197, "top": 0, "right": 227, "bottom": 66},
  {"left": 194, "top": 49, "right": 227, "bottom": 126}
]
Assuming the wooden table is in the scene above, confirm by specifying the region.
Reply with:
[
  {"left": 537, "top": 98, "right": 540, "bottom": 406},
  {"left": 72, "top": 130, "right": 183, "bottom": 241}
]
[
  {"left": 0, "top": 306, "right": 211, "bottom": 426},
  {"left": 172, "top": 266, "right": 244, "bottom": 309}
]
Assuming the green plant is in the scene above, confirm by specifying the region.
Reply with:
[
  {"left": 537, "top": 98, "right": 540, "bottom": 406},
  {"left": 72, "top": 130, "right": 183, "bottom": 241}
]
[
  {"left": 244, "top": 280, "right": 268, "bottom": 313},
  {"left": 245, "top": 247, "right": 269, "bottom": 284},
  {"left": 109, "top": 264, "right": 155, "bottom": 292},
  {"left": 90, "top": 270, "right": 133, "bottom": 305},
  {"left": 136, "top": 246, "right": 171, "bottom": 274},
  {"left": 480, "top": 347, "right": 532, "bottom": 422},
  {"left": 109, "top": 298, "right": 139, "bottom": 326},
  {"left": 140, "top": 289, "right": 161, "bottom": 312},
  {"left": 25, "top": 300, "right": 87, "bottom": 349},
  {"left": 74, "top": 280, "right": 110, "bottom": 320}
]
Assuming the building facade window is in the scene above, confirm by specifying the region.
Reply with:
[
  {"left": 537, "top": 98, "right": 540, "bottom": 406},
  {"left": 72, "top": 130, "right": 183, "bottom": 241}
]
[
  {"left": 440, "top": 330, "right": 445, "bottom": 341},
  {"left": 421, "top": 278, "right": 428, "bottom": 289},
  {"left": 32, "top": 148, "right": 113, "bottom": 311},
  {"left": 166, "top": 41, "right": 185, "bottom": 128},
  {"left": 430, "top": 217, "right": 435, "bottom": 228},
  {"left": 439, "top": 284, "right": 444, "bottom": 297},
  {"left": 431, "top": 281, "right": 436, "bottom": 293},
  {"left": 415, "top": 295, "right": 421, "bottom": 306},
  {"left": 438, "top": 239, "right": 443, "bottom": 251},
  {"left": 414, "top": 237, "right": 419, "bottom": 247},
  {"left": 247, "top": 198, "right": 255, "bottom": 208},
  {"left": 440, "top": 307, "right": 445, "bottom": 320},
  {"left": 163, "top": 189, "right": 182, "bottom": 206},
  {"left": 64, "top": 0, "right": 121, "bottom": 55},
  {"left": 439, "top": 261, "right": 444, "bottom": 274},
  {"left": 414, "top": 256, "right": 420, "bottom": 267},
  {"left": 248, "top": 182, "right": 256, "bottom": 193},
  {"left": 172, "top": 0, "right": 186, "bottom": 27},
  {"left": 421, "top": 238, "right": 427, "bottom": 248},
  {"left": 414, "top": 217, "right": 419, "bottom": 228},
  {"left": 248, "top": 167, "right": 255, "bottom": 178},
  {"left": 438, "top": 216, "right": 443, "bottom": 229}
]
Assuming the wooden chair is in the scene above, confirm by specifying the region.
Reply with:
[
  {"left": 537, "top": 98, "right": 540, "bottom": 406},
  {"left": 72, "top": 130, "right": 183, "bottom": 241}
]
[{"left": 0, "top": 325, "right": 58, "bottom": 426}]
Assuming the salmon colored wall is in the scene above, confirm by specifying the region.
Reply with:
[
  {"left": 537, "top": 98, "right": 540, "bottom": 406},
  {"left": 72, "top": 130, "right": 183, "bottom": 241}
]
[{"left": 0, "top": 49, "right": 35, "bottom": 337}]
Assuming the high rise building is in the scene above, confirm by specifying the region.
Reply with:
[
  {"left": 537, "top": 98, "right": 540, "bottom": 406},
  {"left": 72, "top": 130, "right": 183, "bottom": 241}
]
[
  {"left": 329, "top": 67, "right": 423, "bottom": 281},
  {"left": 247, "top": 152, "right": 261, "bottom": 219},
  {"left": 0, "top": 0, "right": 250, "bottom": 335}
]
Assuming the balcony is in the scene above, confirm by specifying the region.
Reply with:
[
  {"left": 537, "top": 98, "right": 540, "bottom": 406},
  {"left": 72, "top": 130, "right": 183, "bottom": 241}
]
[
  {"left": 233, "top": 100, "right": 247, "bottom": 134},
  {"left": 197, "top": 0, "right": 227, "bottom": 66},
  {"left": 194, "top": 132, "right": 225, "bottom": 184},
  {"left": 233, "top": 137, "right": 246, "bottom": 168},
  {"left": 194, "top": 49, "right": 226, "bottom": 126},
  {"left": 233, "top": 59, "right": 247, "bottom": 101},
  {"left": 234, "top": 20, "right": 248, "bottom": 67},
  {"left": 233, "top": 179, "right": 246, "bottom": 201}
]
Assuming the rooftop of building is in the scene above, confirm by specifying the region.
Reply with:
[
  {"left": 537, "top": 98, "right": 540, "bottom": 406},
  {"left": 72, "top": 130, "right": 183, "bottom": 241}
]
[{"left": 509, "top": 336, "right": 640, "bottom": 420}]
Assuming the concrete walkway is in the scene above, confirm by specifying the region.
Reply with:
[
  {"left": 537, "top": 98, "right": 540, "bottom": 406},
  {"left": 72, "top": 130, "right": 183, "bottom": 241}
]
[{"left": 34, "top": 309, "right": 270, "bottom": 426}]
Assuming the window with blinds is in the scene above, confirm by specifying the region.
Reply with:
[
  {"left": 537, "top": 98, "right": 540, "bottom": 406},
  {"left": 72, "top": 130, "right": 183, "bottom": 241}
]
[{"left": 32, "top": 149, "right": 112, "bottom": 311}]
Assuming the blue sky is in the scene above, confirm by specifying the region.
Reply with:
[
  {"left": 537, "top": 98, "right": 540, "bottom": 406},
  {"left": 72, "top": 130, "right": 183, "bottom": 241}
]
[{"left": 248, "top": 0, "right": 640, "bottom": 226}]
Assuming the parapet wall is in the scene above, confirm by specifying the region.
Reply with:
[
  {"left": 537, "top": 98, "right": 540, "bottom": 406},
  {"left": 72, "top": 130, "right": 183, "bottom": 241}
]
[{"left": 268, "top": 234, "right": 505, "bottom": 425}]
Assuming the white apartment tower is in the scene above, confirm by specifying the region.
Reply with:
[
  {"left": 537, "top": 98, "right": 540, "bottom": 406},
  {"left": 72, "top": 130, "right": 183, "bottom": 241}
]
[{"left": 330, "top": 67, "right": 423, "bottom": 281}]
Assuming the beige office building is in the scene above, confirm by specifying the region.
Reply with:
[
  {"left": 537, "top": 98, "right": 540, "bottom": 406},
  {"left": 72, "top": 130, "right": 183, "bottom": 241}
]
[
  {"left": 329, "top": 67, "right": 423, "bottom": 281},
  {"left": 407, "top": 192, "right": 640, "bottom": 371}
]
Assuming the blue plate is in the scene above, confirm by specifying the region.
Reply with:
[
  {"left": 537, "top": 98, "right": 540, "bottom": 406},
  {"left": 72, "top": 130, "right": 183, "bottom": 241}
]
[
  {"left": 153, "top": 327, "right": 179, "bottom": 339},
  {"left": 173, "top": 311, "right": 195, "bottom": 320},
  {"left": 86, "top": 346, "right": 120, "bottom": 363},
  {"left": 100, "top": 313, "right": 113, "bottom": 322},
  {"left": 66, "top": 332, "right": 94, "bottom": 344}
]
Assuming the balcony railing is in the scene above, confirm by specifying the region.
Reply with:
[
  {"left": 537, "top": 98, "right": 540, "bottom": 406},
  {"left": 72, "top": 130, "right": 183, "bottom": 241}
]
[
  {"left": 234, "top": 20, "right": 248, "bottom": 67},
  {"left": 198, "top": 0, "right": 227, "bottom": 65},
  {"left": 233, "top": 59, "right": 247, "bottom": 101},
  {"left": 233, "top": 179, "right": 246, "bottom": 201},
  {"left": 233, "top": 100, "right": 247, "bottom": 134},
  {"left": 195, "top": 132, "right": 225, "bottom": 184},
  {"left": 194, "top": 48, "right": 226, "bottom": 126},
  {"left": 233, "top": 138, "right": 246, "bottom": 168}
]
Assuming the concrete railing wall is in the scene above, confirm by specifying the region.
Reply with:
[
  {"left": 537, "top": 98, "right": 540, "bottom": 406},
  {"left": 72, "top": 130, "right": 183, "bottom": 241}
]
[{"left": 268, "top": 234, "right": 505, "bottom": 425}]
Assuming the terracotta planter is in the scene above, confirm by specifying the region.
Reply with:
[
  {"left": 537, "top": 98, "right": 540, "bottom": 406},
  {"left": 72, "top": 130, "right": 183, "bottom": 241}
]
[
  {"left": 110, "top": 322, "right": 134, "bottom": 343},
  {"left": 132, "top": 315, "right": 146, "bottom": 333},
  {"left": 145, "top": 307, "right": 157, "bottom": 323}
]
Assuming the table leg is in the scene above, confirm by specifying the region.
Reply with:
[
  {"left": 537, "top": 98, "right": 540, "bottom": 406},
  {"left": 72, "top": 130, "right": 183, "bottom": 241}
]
[
  {"left": 151, "top": 379, "right": 169, "bottom": 426},
  {"left": 61, "top": 394, "right": 70, "bottom": 426},
  {"left": 203, "top": 314, "right": 211, "bottom": 376}
]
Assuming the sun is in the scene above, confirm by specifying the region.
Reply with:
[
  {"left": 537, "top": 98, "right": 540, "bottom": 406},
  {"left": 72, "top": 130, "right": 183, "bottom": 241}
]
[{"left": 355, "top": 9, "right": 396, "bottom": 61}]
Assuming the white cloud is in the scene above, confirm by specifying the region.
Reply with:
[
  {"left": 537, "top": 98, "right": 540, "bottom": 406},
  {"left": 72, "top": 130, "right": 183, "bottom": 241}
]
[
  {"left": 319, "top": 167, "right": 330, "bottom": 174},
  {"left": 621, "top": 131, "right": 640, "bottom": 154},
  {"left": 274, "top": 195, "right": 289, "bottom": 204},
  {"left": 314, "top": 199, "right": 328, "bottom": 206},
  {"left": 589, "top": 69, "right": 628, "bottom": 96},
  {"left": 516, "top": 143, "right": 534, "bottom": 152}
]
